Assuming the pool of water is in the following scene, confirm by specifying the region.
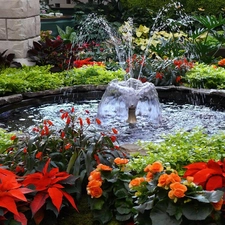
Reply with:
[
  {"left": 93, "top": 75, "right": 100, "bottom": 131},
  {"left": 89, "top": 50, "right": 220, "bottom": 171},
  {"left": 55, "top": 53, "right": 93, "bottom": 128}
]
[{"left": 1, "top": 100, "right": 225, "bottom": 144}]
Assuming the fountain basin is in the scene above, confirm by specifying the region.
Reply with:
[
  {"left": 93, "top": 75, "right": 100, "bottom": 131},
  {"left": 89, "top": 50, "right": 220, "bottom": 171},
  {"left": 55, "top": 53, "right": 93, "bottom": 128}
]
[{"left": 0, "top": 85, "right": 225, "bottom": 145}]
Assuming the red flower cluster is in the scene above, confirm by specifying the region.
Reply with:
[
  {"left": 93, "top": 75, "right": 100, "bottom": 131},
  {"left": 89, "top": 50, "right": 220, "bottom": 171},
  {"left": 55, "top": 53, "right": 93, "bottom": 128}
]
[
  {"left": 184, "top": 159, "right": 225, "bottom": 191},
  {"left": 0, "top": 159, "right": 77, "bottom": 225}
]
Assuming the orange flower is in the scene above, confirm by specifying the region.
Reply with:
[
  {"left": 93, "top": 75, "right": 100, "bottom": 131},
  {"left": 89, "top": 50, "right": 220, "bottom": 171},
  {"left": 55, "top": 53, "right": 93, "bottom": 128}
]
[
  {"left": 168, "top": 182, "right": 187, "bottom": 199},
  {"left": 35, "top": 151, "right": 42, "bottom": 160},
  {"left": 112, "top": 128, "right": 118, "bottom": 134},
  {"left": 167, "top": 172, "right": 181, "bottom": 183},
  {"left": 146, "top": 172, "right": 153, "bottom": 182},
  {"left": 144, "top": 162, "right": 163, "bottom": 174},
  {"left": 96, "top": 164, "right": 112, "bottom": 171},
  {"left": 86, "top": 180, "right": 103, "bottom": 198},
  {"left": 110, "top": 135, "right": 117, "bottom": 142},
  {"left": 88, "top": 171, "right": 102, "bottom": 182},
  {"left": 155, "top": 72, "right": 163, "bottom": 80},
  {"left": 158, "top": 172, "right": 181, "bottom": 188},
  {"left": 78, "top": 117, "right": 83, "bottom": 127},
  {"left": 10, "top": 135, "right": 16, "bottom": 141},
  {"left": 96, "top": 118, "right": 101, "bottom": 125},
  {"left": 218, "top": 58, "right": 225, "bottom": 67},
  {"left": 65, "top": 143, "right": 72, "bottom": 150},
  {"left": 86, "top": 117, "right": 91, "bottom": 125},
  {"left": 212, "top": 198, "right": 224, "bottom": 211},
  {"left": 157, "top": 173, "right": 170, "bottom": 188},
  {"left": 129, "top": 177, "right": 145, "bottom": 188},
  {"left": 114, "top": 157, "right": 129, "bottom": 165}
]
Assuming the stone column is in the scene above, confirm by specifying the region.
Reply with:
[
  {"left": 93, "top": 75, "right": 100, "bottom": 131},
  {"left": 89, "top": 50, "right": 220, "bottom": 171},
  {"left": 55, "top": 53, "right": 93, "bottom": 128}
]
[{"left": 0, "top": 0, "right": 40, "bottom": 65}]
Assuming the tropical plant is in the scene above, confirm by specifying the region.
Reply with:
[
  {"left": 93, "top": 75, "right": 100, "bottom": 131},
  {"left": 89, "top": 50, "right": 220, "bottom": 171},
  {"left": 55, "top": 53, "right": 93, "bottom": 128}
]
[
  {"left": 0, "top": 159, "right": 78, "bottom": 225},
  {"left": 185, "top": 14, "right": 225, "bottom": 64},
  {"left": 0, "top": 50, "right": 21, "bottom": 70},
  {"left": 0, "top": 106, "right": 128, "bottom": 200}
]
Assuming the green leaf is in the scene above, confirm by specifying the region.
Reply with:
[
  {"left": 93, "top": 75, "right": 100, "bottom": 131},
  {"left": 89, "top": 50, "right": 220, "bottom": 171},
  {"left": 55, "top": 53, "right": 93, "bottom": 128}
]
[
  {"left": 115, "top": 213, "right": 131, "bottom": 221},
  {"left": 181, "top": 201, "right": 213, "bottom": 220},
  {"left": 187, "top": 190, "right": 224, "bottom": 203},
  {"left": 91, "top": 198, "right": 105, "bottom": 210},
  {"left": 150, "top": 200, "right": 182, "bottom": 225}
]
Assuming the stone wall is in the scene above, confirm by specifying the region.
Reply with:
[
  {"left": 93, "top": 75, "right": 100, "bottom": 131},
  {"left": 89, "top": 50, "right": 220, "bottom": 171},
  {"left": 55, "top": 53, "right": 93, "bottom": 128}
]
[{"left": 0, "top": 0, "right": 40, "bottom": 64}]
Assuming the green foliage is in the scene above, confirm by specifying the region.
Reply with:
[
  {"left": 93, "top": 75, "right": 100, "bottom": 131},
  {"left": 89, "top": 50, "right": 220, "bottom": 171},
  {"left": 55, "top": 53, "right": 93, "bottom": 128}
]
[
  {"left": 0, "top": 65, "right": 125, "bottom": 95},
  {"left": 62, "top": 66, "right": 125, "bottom": 86},
  {"left": 0, "top": 128, "right": 15, "bottom": 153},
  {"left": 185, "top": 63, "right": 225, "bottom": 89},
  {"left": 0, "top": 65, "right": 63, "bottom": 95},
  {"left": 129, "top": 129, "right": 225, "bottom": 175}
]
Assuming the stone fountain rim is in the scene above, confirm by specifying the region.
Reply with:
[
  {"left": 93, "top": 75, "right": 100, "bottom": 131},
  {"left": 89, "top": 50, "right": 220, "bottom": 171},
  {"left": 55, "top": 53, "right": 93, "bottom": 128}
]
[{"left": 0, "top": 84, "right": 225, "bottom": 114}]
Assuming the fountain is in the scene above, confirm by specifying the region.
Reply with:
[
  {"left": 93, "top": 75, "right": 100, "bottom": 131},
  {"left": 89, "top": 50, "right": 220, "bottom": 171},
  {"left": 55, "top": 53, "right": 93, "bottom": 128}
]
[{"left": 97, "top": 78, "right": 162, "bottom": 124}]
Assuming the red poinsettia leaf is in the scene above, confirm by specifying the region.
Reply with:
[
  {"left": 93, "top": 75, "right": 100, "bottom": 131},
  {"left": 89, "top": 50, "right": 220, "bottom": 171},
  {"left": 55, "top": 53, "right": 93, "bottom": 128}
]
[
  {"left": 19, "top": 187, "right": 35, "bottom": 194},
  {"left": 47, "top": 168, "right": 59, "bottom": 177},
  {"left": 206, "top": 175, "right": 223, "bottom": 191},
  {"left": 0, "top": 176, "right": 21, "bottom": 190},
  {"left": 42, "top": 158, "right": 51, "bottom": 175},
  {"left": 207, "top": 160, "right": 223, "bottom": 173},
  {"left": 8, "top": 189, "right": 27, "bottom": 202},
  {"left": 62, "top": 191, "right": 78, "bottom": 211},
  {"left": 193, "top": 168, "right": 221, "bottom": 185},
  {"left": 0, "top": 195, "right": 19, "bottom": 216},
  {"left": 48, "top": 187, "right": 63, "bottom": 212},
  {"left": 33, "top": 207, "right": 45, "bottom": 225},
  {"left": 183, "top": 162, "right": 207, "bottom": 170},
  {"left": 22, "top": 173, "right": 43, "bottom": 186},
  {"left": 52, "top": 183, "right": 64, "bottom": 189},
  {"left": 183, "top": 169, "right": 201, "bottom": 177},
  {"left": 30, "top": 192, "right": 49, "bottom": 217},
  {"left": 14, "top": 212, "right": 27, "bottom": 225}
]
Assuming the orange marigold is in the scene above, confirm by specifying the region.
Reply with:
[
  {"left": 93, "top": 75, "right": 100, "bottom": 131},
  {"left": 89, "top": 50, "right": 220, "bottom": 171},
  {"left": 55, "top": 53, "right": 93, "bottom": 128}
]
[
  {"left": 144, "top": 161, "right": 163, "bottom": 174},
  {"left": 87, "top": 180, "right": 103, "bottom": 198},
  {"left": 168, "top": 182, "right": 187, "bottom": 199},
  {"left": 129, "top": 177, "right": 145, "bottom": 188},
  {"left": 96, "top": 164, "right": 112, "bottom": 171},
  {"left": 114, "top": 157, "right": 129, "bottom": 165}
]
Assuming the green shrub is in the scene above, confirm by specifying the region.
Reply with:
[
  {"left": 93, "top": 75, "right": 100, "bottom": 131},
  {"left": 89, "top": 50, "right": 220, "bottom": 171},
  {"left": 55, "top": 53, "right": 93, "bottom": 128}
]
[
  {"left": 184, "top": 63, "right": 225, "bottom": 89},
  {"left": 0, "top": 65, "right": 125, "bottom": 96},
  {"left": 129, "top": 129, "right": 225, "bottom": 175}
]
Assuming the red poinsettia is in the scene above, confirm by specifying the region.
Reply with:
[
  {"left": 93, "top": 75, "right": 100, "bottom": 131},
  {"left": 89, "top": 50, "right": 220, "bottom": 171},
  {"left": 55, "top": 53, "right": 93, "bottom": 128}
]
[
  {"left": 183, "top": 159, "right": 225, "bottom": 191},
  {"left": 22, "top": 159, "right": 78, "bottom": 224},
  {"left": 0, "top": 168, "right": 31, "bottom": 225}
]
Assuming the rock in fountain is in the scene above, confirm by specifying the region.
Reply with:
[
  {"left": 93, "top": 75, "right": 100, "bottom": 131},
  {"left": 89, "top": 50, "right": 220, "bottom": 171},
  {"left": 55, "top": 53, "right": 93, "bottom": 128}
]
[{"left": 97, "top": 78, "right": 162, "bottom": 124}]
